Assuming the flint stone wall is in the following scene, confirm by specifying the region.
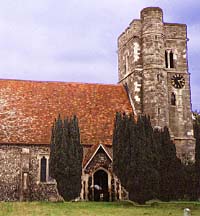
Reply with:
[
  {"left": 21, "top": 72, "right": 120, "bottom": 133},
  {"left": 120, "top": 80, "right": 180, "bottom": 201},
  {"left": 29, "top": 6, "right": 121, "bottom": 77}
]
[
  {"left": 0, "top": 144, "right": 61, "bottom": 201},
  {"left": 84, "top": 149, "right": 112, "bottom": 175}
]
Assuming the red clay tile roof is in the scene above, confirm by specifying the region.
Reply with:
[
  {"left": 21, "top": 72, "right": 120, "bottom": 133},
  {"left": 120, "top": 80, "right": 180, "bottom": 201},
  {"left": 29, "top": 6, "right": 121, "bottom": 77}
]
[{"left": 0, "top": 79, "right": 132, "bottom": 145}]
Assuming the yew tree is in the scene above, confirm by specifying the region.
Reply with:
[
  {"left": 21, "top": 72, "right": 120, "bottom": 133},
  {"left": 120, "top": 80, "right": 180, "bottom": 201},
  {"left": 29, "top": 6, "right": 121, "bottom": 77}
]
[{"left": 49, "top": 115, "right": 83, "bottom": 201}]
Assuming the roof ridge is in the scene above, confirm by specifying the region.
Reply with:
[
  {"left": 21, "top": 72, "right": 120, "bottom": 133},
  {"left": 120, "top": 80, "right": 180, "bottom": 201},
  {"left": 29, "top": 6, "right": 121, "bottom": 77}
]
[{"left": 0, "top": 78, "right": 121, "bottom": 87}]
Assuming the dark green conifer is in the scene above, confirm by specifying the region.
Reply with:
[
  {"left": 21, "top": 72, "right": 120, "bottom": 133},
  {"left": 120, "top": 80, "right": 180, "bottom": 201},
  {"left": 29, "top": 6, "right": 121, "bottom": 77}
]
[
  {"left": 128, "top": 115, "right": 159, "bottom": 204},
  {"left": 49, "top": 115, "right": 83, "bottom": 201},
  {"left": 113, "top": 113, "right": 160, "bottom": 204},
  {"left": 159, "top": 127, "right": 184, "bottom": 201}
]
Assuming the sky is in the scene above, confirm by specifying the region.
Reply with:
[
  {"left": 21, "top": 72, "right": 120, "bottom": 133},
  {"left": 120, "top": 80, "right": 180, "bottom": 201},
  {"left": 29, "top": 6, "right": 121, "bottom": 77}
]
[{"left": 0, "top": 0, "right": 199, "bottom": 110}]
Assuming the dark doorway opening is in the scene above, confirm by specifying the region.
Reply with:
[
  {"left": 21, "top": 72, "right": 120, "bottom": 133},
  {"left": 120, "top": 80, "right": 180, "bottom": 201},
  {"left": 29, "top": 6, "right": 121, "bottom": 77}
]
[{"left": 94, "top": 170, "right": 109, "bottom": 201}]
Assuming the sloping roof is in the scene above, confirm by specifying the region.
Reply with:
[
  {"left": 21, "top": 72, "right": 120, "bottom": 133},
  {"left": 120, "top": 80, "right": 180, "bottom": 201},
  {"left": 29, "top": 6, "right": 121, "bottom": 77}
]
[
  {"left": 0, "top": 79, "right": 132, "bottom": 145},
  {"left": 83, "top": 144, "right": 112, "bottom": 168}
]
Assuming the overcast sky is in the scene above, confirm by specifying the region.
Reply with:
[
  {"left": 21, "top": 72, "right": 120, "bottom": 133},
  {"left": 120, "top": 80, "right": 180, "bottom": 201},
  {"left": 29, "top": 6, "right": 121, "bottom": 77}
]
[{"left": 0, "top": 0, "right": 199, "bottom": 110}]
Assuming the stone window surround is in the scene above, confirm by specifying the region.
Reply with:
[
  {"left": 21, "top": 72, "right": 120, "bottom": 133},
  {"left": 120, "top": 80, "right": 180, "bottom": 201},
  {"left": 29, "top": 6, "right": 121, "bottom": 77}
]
[
  {"left": 165, "top": 49, "right": 175, "bottom": 69},
  {"left": 171, "top": 92, "right": 176, "bottom": 106},
  {"left": 158, "top": 107, "right": 161, "bottom": 115},
  {"left": 157, "top": 73, "right": 160, "bottom": 81},
  {"left": 37, "top": 154, "right": 54, "bottom": 184},
  {"left": 123, "top": 50, "right": 130, "bottom": 76}
]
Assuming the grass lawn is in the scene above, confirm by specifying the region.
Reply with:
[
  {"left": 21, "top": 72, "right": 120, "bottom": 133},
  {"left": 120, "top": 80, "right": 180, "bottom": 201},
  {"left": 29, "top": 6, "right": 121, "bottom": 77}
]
[{"left": 0, "top": 201, "right": 200, "bottom": 216}]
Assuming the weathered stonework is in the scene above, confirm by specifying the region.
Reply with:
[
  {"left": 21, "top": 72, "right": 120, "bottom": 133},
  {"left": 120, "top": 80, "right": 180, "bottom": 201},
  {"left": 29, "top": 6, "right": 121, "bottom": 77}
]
[
  {"left": 118, "top": 7, "right": 195, "bottom": 158},
  {"left": 0, "top": 144, "right": 61, "bottom": 201},
  {"left": 81, "top": 145, "right": 127, "bottom": 202},
  {"left": 84, "top": 149, "right": 112, "bottom": 175},
  {"left": 0, "top": 143, "right": 125, "bottom": 202}
]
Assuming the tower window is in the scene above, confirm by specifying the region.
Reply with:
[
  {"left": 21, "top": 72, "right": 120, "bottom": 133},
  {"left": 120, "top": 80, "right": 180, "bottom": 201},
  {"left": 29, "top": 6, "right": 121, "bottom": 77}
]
[
  {"left": 169, "top": 51, "right": 174, "bottom": 68},
  {"left": 171, "top": 92, "right": 176, "bottom": 106},
  {"left": 165, "top": 50, "right": 174, "bottom": 69},
  {"left": 124, "top": 64, "right": 126, "bottom": 73},
  {"left": 40, "top": 156, "right": 47, "bottom": 182},
  {"left": 165, "top": 51, "right": 168, "bottom": 68},
  {"left": 125, "top": 55, "right": 129, "bottom": 74},
  {"left": 157, "top": 74, "right": 160, "bottom": 81},
  {"left": 158, "top": 108, "right": 161, "bottom": 115}
]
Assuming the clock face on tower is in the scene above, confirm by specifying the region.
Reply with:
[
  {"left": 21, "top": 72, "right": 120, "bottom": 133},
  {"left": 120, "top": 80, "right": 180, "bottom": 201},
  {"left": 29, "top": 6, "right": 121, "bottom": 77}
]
[{"left": 171, "top": 74, "right": 185, "bottom": 89}]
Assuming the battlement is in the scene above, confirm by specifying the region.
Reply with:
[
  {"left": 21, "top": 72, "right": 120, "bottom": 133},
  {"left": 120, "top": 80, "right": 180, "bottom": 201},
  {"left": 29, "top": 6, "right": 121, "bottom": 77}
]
[
  {"left": 118, "top": 19, "right": 141, "bottom": 48},
  {"left": 141, "top": 7, "right": 163, "bottom": 22},
  {"left": 164, "top": 23, "right": 187, "bottom": 39},
  {"left": 118, "top": 7, "right": 187, "bottom": 47}
]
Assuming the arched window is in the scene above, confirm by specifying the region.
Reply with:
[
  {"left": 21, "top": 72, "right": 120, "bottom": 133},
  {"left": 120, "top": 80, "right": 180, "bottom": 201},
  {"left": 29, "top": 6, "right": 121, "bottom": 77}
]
[
  {"left": 158, "top": 108, "right": 161, "bottom": 115},
  {"left": 124, "top": 64, "right": 127, "bottom": 73},
  {"left": 165, "top": 51, "right": 168, "bottom": 68},
  {"left": 40, "top": 156, "right": 47, "bottom": 182},
  {"left": 171, "top": 92, "right": 176, "bottom": 106},
  {"left": 169, "top": 51, "right": 174, "bottom": 68},
  {"left": 165, "top": 50, "right": 175, "bottom": 69},
  {"left": 157, "top": 74, "right": 160, "bottom": 81},
  {"left": 125, "top": 55, "right": 129, "bottom": 74}
]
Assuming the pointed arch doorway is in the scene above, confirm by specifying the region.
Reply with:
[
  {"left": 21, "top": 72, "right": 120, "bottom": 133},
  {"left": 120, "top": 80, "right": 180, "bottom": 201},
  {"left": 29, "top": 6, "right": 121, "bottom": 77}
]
[{"left": 94, "top": 169, "right": 109, "bottom": 201}]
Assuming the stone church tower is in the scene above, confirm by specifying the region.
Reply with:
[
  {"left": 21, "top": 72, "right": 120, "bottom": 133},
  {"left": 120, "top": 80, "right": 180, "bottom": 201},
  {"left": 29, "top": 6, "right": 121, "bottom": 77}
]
[{"left": 118, "top": 7, "right": 195, "bottom": 158}]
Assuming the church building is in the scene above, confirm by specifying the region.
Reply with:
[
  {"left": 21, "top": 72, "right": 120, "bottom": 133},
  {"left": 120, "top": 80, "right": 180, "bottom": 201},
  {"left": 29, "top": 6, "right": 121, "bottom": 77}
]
[{"left": 0, "top": 7, "right": 195, "bottom": 201}]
